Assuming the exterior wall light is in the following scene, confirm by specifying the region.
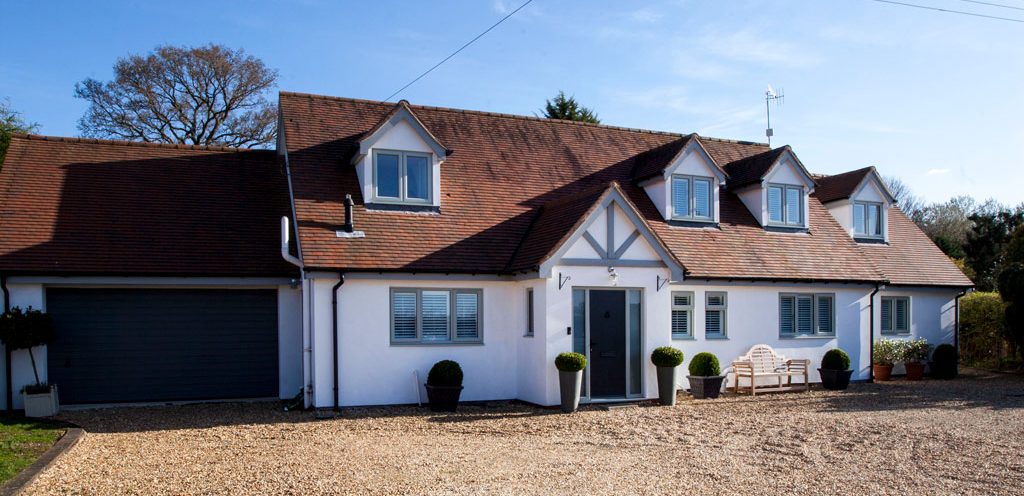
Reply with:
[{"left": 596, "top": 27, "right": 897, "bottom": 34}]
[{"left": 608, "top": 267, "right": 619, "bottom": 286}]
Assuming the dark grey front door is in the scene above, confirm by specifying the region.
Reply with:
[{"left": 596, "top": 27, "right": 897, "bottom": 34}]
[
  {"left": 46, "top": 288, "right": 278, "bottom": 405},
  {"left": 588, "top": 290, "right": 626, "bottom": 398}
]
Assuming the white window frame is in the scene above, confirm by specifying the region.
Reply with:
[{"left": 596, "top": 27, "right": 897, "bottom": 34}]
[
  {"left": 372, "top": 149, "right": 433, "bottom": 204},
  {"left": 767, "top": 183, "right": 805, "bottom": 227},
  {"left": 525, "top": 288, "right": 535, "bottom": 337},
  {"left": 853, "top": 201, "right": 884, "bottom": 239},
  {"left": 671, "top": 174, "right": 714, "bottom": 222},
  {"left": 671, "top": 291, "right": 694, "bottom": 340},
  {"left": 779, "top": 293, "right": 835, "bottom": 337},
  {"left": 881, "top": 296, "right": 911, "bottom": 335},
  {"left": 704, "top": 292, "right": 728, "bottom": 339},
  {"left": 390, "top": 288, "right": 483, "bottom": 345}
]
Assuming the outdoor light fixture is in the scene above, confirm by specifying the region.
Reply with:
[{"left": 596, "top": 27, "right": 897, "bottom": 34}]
[{"left": 608, "top": 267, "right": 619, "bottom": 286}]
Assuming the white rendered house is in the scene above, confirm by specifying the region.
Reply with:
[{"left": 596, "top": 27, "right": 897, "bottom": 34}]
[{"left": 0, "top": 93, "right": 971, "bottom": 410}]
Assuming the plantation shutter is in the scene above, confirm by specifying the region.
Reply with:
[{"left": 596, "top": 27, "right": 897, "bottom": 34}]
[
  {"left": 672, "top": 176, "right": 690, "bottom": 217},
  {"left": 881, "top": 298, "right": 893, "bottom": 332},
  {"left": 392, "top": 291, "right": 418, "bottom": 340},
  {"left": 768, "top": 187, "right": 783, "bottom": 223},
  {"left": 421, "top": 290, "right": 450, "bottom": 341},
  {"left": 705, "top": 292, "right": 727, "bottom": 338},
  {"left": 785, "top": 187, "right": 802, "bottom": 225},
  {"left": 694, "top": 179, "right": 711, "bottom": 218},
  {"left": 780, "top": 295, "right": 796, "bottom": 335},
  {"left": 816, "top": 295, "right": 834, "bottom": 334},
  {"left": 854, "top": 203, "right": 866, "bottom": 234},
  {"left": 455, "top": 292, "right": 480, "bottom": 340},
  {"left": 671, "top": 292, "right": 692, "bottom": 339},
  {"left": 894, "top": 298, "right": 908, "bottom": 332},
  {"left": 796, "top": 295, "right": 813, "bottom": 334}
]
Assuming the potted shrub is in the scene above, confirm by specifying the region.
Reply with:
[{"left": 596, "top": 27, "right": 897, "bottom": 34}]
[
  {"left": 554, "top": 352, "right": 587, "bottom": 413},
  {"left": 818, "top": 348, "right": 853, "bottom": 391},
  {"left": 901, "top": 338, "right": 931, "bottom": 381},
  {"left": 872, "top": 338, "right": 899, "bottom": 381},
  {"left": 651, "top": 347, "right": 684, "bottom": 406},
  {"left": 0, "top": 307, "right": 58, "bottom": 417},
  {"left": 687, "top": 352, "right": 724, "bottom": 399},
  {"left": 930, "top": 343, "right": 958, "bottom": 379},
  {"left": 424, "top": 360, "right": 463, "bottom": 412}
]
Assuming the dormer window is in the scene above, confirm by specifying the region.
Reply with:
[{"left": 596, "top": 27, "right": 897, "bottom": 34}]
[
  {"left": 853, "top": 201, "right": 883, "bottom": 238},
  {"left": 767, "top": 184, "right": 804, "bottom": 226},
  {"left": 671, "top": 175, "right": 713, "bottom": 221},
  {"left": 373, "top": 150, "right": 432, "bottom": 203}
]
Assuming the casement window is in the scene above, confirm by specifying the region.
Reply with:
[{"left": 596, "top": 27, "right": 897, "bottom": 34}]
[
  {"left": 390, "top": 288, "right": 482, "bottom": 344},
  {"left": 881, "top": 296, "right": 910, "bottom": 334},
  {"left": 779, "top": 293, "right": 835, "bottom": 337},
  {"left": 671, "top": 175, "right": 714, "bottom": 221},
  {"left": 767, "top": 184, "right": 804, "bottom": 226},
  {"left": 525, "top": 288, "right": 535, "bottom": 337},
  {"left": 853, "top": 201, "right": 884, "bottom": 238},
  {"left": 705, "top": 292, "right": 727, "bottom": 338},
  {"left": 373, "top": 150, "right": 432, "bottom": 203},
  {"left": 671, "top": 292, "right": 694, "bottom": 339}
]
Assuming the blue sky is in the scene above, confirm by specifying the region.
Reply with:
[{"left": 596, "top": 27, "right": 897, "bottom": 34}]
[{"left": 2, "top": 0, "right": 1022, "bottom": 204}]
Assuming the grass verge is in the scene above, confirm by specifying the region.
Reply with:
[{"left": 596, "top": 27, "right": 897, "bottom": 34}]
[{"left": 0, "top": 416, "right": 65, "bottom": 485}]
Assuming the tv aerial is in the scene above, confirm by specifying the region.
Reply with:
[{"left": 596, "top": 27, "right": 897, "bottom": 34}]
[{"left": 765, "top": 85, "right": 784, "bottom": 146}]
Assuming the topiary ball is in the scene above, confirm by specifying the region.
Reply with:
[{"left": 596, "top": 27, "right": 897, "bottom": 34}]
[
  {"left": 555, "top": 352, "right": 587, "bottom": 372},
  {"left": 427, "top": 360, "right": 463, "bottom": 387},
  {"left": 651, "top": 346, "right": 684, "bottom": 368},
  {"left": 821, "top": 348, "right": 851, "bottom": 371},
  {"left": 930, "top": 344, "right": 958, "bottom": 379},
  {"left": 688, "top": 352, "right": 721, "bottom": 377}
]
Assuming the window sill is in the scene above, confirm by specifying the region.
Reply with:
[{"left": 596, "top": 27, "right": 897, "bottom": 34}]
[
  {"left": 366, "top": 202, "right": 440, "bottom": 214},
  {"left": 704, "top": 335, "right": 729, "bottom": 340},
  {"left": 880, "top": 332, "right": 911, "bottom": 336},
  {"left": 523, "top": 333, "right": 534, "bottom": 338},
  {"left": 779, "top": 335, "right": 836, "bottom": 340},
  {"left": 390, "top": 341, "right": 484, "bottom": 347},
  {"left": 671, "top": 336, "right": 696, "bottom": 341},
  {"left": 855, "top": 237, "right": 888, "bottom": 245},
  {"left": 765, "top": 224, "right": 808, "bottom": 234},
  {"left": 668, "top": 219, "right": 720, "bottom": 229}
]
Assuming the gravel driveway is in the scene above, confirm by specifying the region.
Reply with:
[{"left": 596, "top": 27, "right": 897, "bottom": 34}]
[{"left": 24, "top": 369, "right": 1024, "bottom": 495}]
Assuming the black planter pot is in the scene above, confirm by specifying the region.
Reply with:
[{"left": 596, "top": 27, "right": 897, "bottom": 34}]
[
  {"left": 818, "top": 368, "right": 853, "bottom": 390},
  {"left": 656, "top": 366, "right": 678, "bottom": 406},
  {"left": 687, "top": 375, "right": 725, "bottom": 399},
  {"left": 425, "top": 384, "right": 463, "bottom": 412},
  {"left": 929, "top": 361, "right": 958, "bottom": 380}
]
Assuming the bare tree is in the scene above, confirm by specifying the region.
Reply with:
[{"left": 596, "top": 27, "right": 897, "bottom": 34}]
[
  {"left": 75, "top": 44, "right": 278, "bottom": 148},
  {"left": 884, "top": 175, "right": 924, "bottom": 221}
]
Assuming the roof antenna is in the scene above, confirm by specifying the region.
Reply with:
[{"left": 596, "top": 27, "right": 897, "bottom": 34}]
[{"left": 765, "top": 85, "right": 784, "bottom": 147}]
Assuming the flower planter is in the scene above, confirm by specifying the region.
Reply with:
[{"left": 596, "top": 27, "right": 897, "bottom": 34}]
[
  {"left": 424, "top": 384, "right": 463, "bottom": 412},
  {"left": 873, "top": 364, "right": 893, "bottom": 381},
  {"left": 656, "top": 366, "right": 678, "bottom": 406},
  {"left": 687, "top": 375, "right": 725, "bottom": 399},
  {"left": 23, "top": 385, "right": 59, "bottom": 418},
  {"left": 818, "top": 368, "right": 853, "bottom": 390},
  {"left": 558, "top": 369, "right": 583, "bottom": 413},
  {"left": 904, "top": 361, "right": 925, "bottom": 381}
]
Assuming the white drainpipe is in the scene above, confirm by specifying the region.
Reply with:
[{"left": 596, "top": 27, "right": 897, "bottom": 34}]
[{"left": 280, "top": 216, "right": 303, "bottom": 268}]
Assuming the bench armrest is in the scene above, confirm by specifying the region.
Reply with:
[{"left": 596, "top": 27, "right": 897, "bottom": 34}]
[{"left": 785, "top": 359, "right": 811, "bottom": 371}]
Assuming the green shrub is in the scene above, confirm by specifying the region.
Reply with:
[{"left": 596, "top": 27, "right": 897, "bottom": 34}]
[
  {"left": 959, "top": 292, "right": 1007, "bottom": 367},
  {"left": 900, "top": 337, "right": 931, "bottom": 363},
  {"left": 427, "top": 360, "right": 463, "bottom": 387},
  {"left": 931, "top": 343, "right": 959, "bottom": 379},
  {"left": 0, "top": 306, "right": 55, "bottom": 387},
  {"left": 688, "top": 352, "right": 721, "bottom": 377},
  {"left": 821, "top": 348, "right": 851, "bottom": 371},
  {"left": 873, "top": 339, "right": 900, "bottom": 366},
  {"left": 651, "top": 346, "right": 684, "bottom": 368},
  {"left": 555, "top": 352, "right": 587, "bottom": 372}
]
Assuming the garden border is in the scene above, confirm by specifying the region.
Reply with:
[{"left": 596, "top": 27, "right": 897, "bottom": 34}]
[{"left": 0, "top": 426, "right": 83, "bottom": 496}]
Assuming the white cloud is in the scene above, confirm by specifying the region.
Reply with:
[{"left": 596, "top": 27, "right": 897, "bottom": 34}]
[
  {"left": 927, "top": 168, "right": 950, "bottom": 176},
  {"left": 493, "top": 0, "right": 511, "bottom": 14},
  {"left": 697, "top": 29, "right": 822, "bottom": 69},
  {"left": 629, "top": 8, "right": 663, "bottom": 23}
]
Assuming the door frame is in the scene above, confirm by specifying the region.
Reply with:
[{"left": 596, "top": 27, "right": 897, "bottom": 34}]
[{"left": 575, "top": 287, "right": 644, "bottom": 402}]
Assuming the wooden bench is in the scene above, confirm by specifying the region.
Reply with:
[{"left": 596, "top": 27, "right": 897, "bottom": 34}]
[{"left": 731, "top": 344, "right": 810, "bottom": 396}]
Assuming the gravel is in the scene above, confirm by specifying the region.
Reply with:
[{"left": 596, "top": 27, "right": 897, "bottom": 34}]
[{"left": 24, "top": 369, "right": 1024, "bottom": 495}]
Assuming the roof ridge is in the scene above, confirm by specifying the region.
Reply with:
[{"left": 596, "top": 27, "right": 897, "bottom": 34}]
[
  {"left": 8, "top": 134, "right": 270, "bottom": 153},
  {"left": 813, "top": 166, "right": 875, "bottom": 180},
  {"left": 279, "top": 91, "right": 769, "bottom": 146}
]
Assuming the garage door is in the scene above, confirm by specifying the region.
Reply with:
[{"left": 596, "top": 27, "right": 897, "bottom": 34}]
[{"left": 46, "top": 288, "right": 278, "bottom": 405}]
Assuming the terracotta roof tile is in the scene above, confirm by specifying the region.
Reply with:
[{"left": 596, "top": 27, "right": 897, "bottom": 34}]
[
  {"left": 859, "top": 209, "right": 973, "bottom": 287},
  {"left": 0, "top": 135, "right": 296, "bottom": 277},
  {"left": 815, "top": 167, "right": 873, "bottom": 203}
]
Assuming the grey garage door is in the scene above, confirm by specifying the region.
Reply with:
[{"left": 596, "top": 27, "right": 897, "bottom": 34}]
[{"left": 46, "top": 288, "right": 278, "bottom": 405}]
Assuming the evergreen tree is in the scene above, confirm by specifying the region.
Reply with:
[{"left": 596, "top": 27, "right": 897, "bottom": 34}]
[{"left": 541, "top": 91, "right": 600, "bottom": 124}]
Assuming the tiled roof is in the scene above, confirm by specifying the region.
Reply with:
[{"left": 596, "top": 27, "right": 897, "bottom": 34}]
[
  {"left": 859, "top": 209, "right": 973, "bottom": 287},
  {"left": 0, "top": 135, "right": 297, "bottom": 277},
  {"left": 279, "top": 92, "right": 890, "bottom": 283},
  {"left": 815, "top": 167, "right": 873, "bottom": 203},
  {"left": 722, "top": 146, "right": 792, "bottom": 189},
  {"left": 507, "top": 183, "right": 610, "bottom": 272}
]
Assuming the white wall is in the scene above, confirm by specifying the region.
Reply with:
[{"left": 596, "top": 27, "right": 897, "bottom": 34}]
[
  {"left": 323, "top": 276, "right": 525, "bottom": 407},
  {"left": 873, "top": 287, "right": 959, "bottom": 375}
]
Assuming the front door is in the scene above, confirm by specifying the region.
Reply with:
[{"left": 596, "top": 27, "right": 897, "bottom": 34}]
[{"left": 588, "top": 290, "right": 627, "bottom": 398}]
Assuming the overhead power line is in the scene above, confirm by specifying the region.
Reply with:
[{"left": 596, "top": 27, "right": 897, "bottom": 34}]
[
  {"left": 384, "top": 0, "right": 535, "bottom": 102},
  {"left": 956, "top": 0, "right": 1024, "bottom": 12},
  {"left": 864, "top": 0, "right": 1024, "bottom": 22}
]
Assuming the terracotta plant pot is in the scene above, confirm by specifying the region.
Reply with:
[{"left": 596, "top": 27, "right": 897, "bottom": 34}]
[
  {"left": 873, "top": 364, "right": 893, "bottom": 381},
  {"left": 904, "top": 361, "right": 925, "bottom": 381}
]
